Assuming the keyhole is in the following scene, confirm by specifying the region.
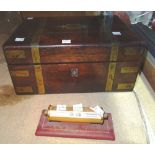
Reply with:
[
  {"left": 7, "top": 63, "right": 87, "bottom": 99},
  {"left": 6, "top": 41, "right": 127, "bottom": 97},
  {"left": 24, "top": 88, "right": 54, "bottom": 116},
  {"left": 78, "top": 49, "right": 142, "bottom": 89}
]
[{"left": 70, "top": 68, "right": 78, "bottom": 77}]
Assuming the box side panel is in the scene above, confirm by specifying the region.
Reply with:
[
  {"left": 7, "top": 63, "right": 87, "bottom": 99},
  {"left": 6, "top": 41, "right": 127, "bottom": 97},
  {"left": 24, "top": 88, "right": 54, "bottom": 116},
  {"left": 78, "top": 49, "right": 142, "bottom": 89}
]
[
  {"left": 112, "top": 61, "right": 142, "bottom": 91},
  {"left": 8, "top": 65, "right": 38, "bottom": 94}
]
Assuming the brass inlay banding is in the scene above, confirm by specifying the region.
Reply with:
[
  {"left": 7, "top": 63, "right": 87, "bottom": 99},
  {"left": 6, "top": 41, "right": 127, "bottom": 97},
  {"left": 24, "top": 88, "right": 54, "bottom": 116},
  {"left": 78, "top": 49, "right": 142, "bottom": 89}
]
[
  {"left": 110, "top": 43, "right": 119, "bottom": 61},
  {"left": 31, "top": 46, "right": 40, "bottom": 64},
  {"left": 117, "top": 83, "right": 134, "bottom": 90},
  {"left": 120, "top": 67, "right": 138, "bottom": 73},
  {"left": 16, "top": 86, "right": 33, "bottom": 93},
  {"left": 34, "top": 65, "right": 45, "bottom": 94},
  {"left": 31, "top": 20, "right": 46, "bottom": 63},
  {"left": 6, "top": 50, "right": 25, "bottom": 59},
  {"left": 10, "top": 70, "right": 29, "bottom": 77},
  {"left": 31, "top": 20, "right": 46, "bottom": 94},
  {"left": 105, "top": 62, "right": 116, "bottom": 91},
  {"left": 105, "top": 42, "right": 118, "bottom": 91}
]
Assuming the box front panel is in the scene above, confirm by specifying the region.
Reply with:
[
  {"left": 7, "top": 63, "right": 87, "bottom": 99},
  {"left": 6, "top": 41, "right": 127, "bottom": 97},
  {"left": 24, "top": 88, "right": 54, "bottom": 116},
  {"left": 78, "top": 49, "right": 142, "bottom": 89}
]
[
  {"left": 42, "top": 63, "right": 109, "bottom": 93},
  {"left": 8, "top": 61, "right": 141, "bottom": 94},
  {"left": 8, "top": 65, "right": 38, "bottom": 94},
  {"left": 8, "top": 63, "right": 109, "bottom": 94}
]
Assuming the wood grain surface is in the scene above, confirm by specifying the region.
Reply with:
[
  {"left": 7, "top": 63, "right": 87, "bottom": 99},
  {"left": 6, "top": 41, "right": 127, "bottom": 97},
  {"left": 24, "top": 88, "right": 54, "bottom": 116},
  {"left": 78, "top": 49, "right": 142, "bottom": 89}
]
[{"left": 3, "top": 16, "right": 146, "bottom": 94}]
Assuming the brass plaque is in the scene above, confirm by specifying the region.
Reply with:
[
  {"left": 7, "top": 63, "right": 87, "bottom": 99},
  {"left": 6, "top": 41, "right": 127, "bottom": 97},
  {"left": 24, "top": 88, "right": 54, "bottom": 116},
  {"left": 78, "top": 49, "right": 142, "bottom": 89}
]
[
  {"left": 10, "top": 70, "right": 29, "bottom": 77},
  {"left": 120, "top": 67, "right": 138, "bottom": 73},
  {"left": 110, "top": 43, "right": 119, "bottom": 61},
  {"left": 16, "top": 86, "right": 33, "bottom": 93},
  {"left": 59, "top": 24, "right": 87, "bottom": 30},
  {"left": 105, "top": 62, "right": 116, "bottom": 91},
  {"left": 34, "top": 65, "right": 45, "bottom": 94},
  {"left": 117, "top": 83, "right": 134, "bottom": 90},
  {"left": 6, "top": 50, "right": 25, "bottom": 59}
]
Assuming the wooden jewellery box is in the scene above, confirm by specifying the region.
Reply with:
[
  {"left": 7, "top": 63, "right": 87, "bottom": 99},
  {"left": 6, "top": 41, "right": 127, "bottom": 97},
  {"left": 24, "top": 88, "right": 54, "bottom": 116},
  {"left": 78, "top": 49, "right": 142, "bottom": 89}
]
[{"left": 3, "top": 16, "right": 146, "bottom": 94}]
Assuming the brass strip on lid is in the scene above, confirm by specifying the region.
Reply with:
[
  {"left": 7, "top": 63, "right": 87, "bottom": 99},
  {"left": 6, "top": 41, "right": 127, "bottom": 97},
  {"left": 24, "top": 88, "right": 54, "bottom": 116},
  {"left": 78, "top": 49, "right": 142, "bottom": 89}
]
[
  {"left": 31, "top": 20, "right": 46, "bottom": 63},
  {"left": 31, "top": 46, "right": 40, "bottom": 64},
  {"left": 110, "top": 42, "right": 119, "bottom": 61}
]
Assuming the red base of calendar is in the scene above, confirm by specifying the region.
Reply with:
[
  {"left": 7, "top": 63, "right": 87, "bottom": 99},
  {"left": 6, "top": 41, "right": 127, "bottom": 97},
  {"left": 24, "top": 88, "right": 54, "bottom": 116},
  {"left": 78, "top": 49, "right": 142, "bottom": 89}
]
[{"left": 35, "top": 110, "right": 115, "bottom": 140}]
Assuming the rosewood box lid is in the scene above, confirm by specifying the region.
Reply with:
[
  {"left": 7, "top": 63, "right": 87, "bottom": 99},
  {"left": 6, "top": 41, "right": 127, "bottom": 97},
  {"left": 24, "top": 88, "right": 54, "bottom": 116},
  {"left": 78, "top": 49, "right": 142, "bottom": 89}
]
[{"left": 3, "top": 16, "right": 145, "bottom": 49}]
